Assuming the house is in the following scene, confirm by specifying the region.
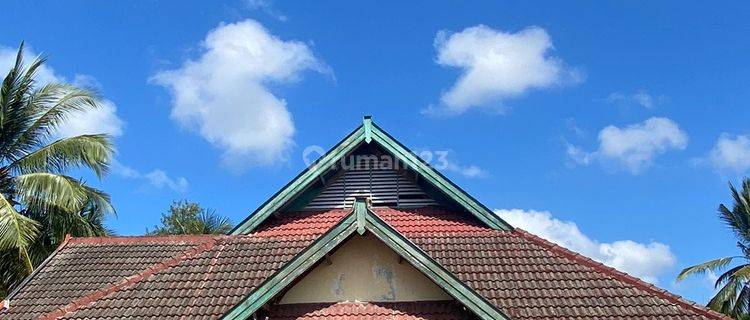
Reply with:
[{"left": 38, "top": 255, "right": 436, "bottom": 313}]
[{"left": 2, "top": 117, "right": 728, "bottom": 319}]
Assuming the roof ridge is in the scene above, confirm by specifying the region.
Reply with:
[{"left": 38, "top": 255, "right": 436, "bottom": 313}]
[
  {"left": 67, "top": 234, "right": 225, "bottom": 244},
  {"left": 231, "top": 117, "right": 513, "bottom": 235},
  {"left": 513, "top": 228, "right": 731, "bottom": 320},
  {"left": 38, "top": 237, "right": 218, "bottom": 320}
]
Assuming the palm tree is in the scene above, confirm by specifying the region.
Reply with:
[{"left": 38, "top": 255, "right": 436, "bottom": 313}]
[
  {"left": 148, "top": 200, "right": 233, "bottom": 235},
  {"left": 0, "top": 43, "right": 114, "bottom": 296},
  {"left": 678, "top": 178, "right": 750, "bottom": 319}
]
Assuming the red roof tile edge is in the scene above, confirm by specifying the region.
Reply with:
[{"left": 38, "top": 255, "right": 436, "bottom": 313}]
[
  {"left": 36, "top": 236, "right": 218, "bottom": 320},
  {"left": 514, "top": 228, "right": 731, "bottom": 320}
]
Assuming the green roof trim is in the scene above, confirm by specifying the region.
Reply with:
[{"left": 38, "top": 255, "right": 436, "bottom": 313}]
[
  {"left": 221, "top": 200, "right": 510, "bottom": 320},
  {"left": 230, "top": 125, "right": 365, "bottom": 235},
  {"left": 368, "top": 122, "right": 510, "bottom": 230},
  {"left": 222, "top": 214, "right": 358, "bottom": 320},
  {"left": 363, "top": 208, "right": 509, "bottom": 320},
  {"left": 363, "top": 115, "right": 373, "bottom": 143},
  {"left": 355, "top": 197, "right": 367, "bottom": 235},
  {"left": 229, "top": 116, "right": 512, "bottom": 235}
]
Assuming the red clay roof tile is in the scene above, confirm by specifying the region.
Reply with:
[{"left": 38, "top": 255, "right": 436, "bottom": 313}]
[{"left": 1, "top": 207, "right": 729, "bottom": 320}]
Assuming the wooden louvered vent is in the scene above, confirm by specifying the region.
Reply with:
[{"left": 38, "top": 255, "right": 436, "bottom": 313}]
[{"left": 303, "top": 158, "right": 438, "bottom": 210}]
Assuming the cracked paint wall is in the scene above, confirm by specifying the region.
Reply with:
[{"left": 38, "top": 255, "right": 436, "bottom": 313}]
[{"left": 279, "top": 234, "right": 451, "bottom": 304}]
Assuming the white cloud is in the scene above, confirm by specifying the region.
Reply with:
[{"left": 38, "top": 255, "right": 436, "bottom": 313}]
[
  {"left": 144, "top": 170, "right": 189, "bottom": 193},
  {"left": 495, "top": 208, "right": 676, "bottom": 283},
  {"left": 607, "top": 91, "right": 662, "bottom": 109},
  {"left": 152, "top": 19, "right": 326, "bottom": 170},
  {"left": 709, "top": 134, "right": 750, "bottom": 173},
  {"left": 111, "top": 160, "right": 188, "bottom": 193},
  {"left": 430, "top": 25, "right": 582, "bottom": 114},
  {"left": 418, "top": 150, "right": 488, "bottom": 178},
  {"left": 565, "top": 118, "right": 586, "bottom": 138},
  {"left": 0, "top": 45, "right": 124, "bottom": 138},
  {"left": 246, "top": 0, "right": 288, "bottom": 22},
  {"left": 454, "top": 165, "right": 487, "bottom": 178},
  {"left": 54, "top": 99, "right": 124, "bottom": 138},
  {"left": 568, "top": 117, "right": 688, "bottom": 174}
]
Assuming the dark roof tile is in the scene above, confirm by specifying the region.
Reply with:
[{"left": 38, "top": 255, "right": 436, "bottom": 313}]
[{"left": 1, "top": 207, "right": 729, "bottom": 320}]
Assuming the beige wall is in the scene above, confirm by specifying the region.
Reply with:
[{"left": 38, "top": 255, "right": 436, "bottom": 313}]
[{"left": 279, "top": 234, "right": 451, "bottom": 304}]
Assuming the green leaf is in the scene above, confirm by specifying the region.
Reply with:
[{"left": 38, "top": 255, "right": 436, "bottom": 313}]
[
  {"left": 0, "top": 43, "right": 116, "bottom": 297},
  {"left": 9, "top": 134, "right": 113, "bottom": 178},
  {"left": 0, "top": 193, "right": 39, "bottom": 252},
  {"left": 7, "top": 84, "right": 100, "bottom": 159},
  {"left": 677, "top": 256, "right": 740, "bottom": 281},
  {"left": 708, "top": 278, "right": 741, "bottom": 313},
  {"left": 148, "top": 200, "right": 232, "bottom": 235},
  {"left": 14, "top": 173, "right": 89, "bottom": 213}
]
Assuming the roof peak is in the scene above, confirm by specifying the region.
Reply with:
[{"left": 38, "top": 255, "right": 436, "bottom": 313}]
[{"left": 231, "top": 117, "right": 512, "bottom": 234}]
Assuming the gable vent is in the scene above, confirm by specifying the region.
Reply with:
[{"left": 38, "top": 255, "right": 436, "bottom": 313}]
[{"left": 303, "top": 160, "right": 438, "bottom": 210}]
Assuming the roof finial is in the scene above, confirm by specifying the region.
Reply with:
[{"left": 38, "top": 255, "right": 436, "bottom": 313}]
[
  {"left": 354, "top": 197, "right": 368, "bottom": 235},
  {"left": 363, "top": 116, "right": 373, "bottom": 144}
]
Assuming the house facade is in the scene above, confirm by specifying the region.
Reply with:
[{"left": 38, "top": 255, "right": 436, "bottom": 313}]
[{"left": 2, "top": 117, "right": 728, "bottom": 319}]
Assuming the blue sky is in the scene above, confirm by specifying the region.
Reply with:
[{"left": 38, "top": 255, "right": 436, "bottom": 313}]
[{"left": 3, "top": 0, "right": 750, "bottom": 303}]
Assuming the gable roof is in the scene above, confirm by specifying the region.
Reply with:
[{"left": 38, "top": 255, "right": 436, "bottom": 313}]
[
  {"left": 3, "top": 117, "right": 731, "bottom": 319},
  {"left": 223, "top": 198, "right": 509, "bottom": 320},
  {"left": 2, "top": 206, "right": 730, "bottom": 319},
  {"left": 230, "top": 116, "right": 512, "bottom": 235},
  {"left": 253, "top": 207, "right": 731, "bottom": 320}
]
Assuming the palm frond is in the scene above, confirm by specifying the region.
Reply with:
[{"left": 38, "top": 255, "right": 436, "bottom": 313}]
[
  {"left": 0, "top": 47, "right": 52, "bottom": 161},
  {"left": 0, "top": 249, "right": 30, "bottom": 297},
  {"left": 677, "top": 256, "right": 741, "bottom": 281},
  {"left": 197, "top": 210, "right": 233, "bottom": 235},
  {"left": 733, "top": 284, "right": 750, "bottom": 318},
  {"left": 7, "top": 84, "right": 100, "bottom": 159},
  {"left": 0, "top": 45, "right": 34, "bottom": 160},
  {"left": 708, "top": 277, "right": 742, "bottom": 314},
  {"left": 9, "top": 134, "right": 113, "bottom": 178},
  {"left": 715, "top": 264, "right": 750, "bottom": 288},
  {"left": 78, "top": 183, "right": 114, "bottom": 217},
  {"left": 723, "top": 181, "right": 750, "bottom": 243},
  {"left": 148, "top": 200, "right": 232, "bottom": 235},
  {"left": 0, "top": 43, "right": 115, "bottom": 298},
  {"left": 0, "top": 193, "right": 38, "bottom": 252},
  {"left": 14, "top": 173, "right": 90, "bottom": 213}
]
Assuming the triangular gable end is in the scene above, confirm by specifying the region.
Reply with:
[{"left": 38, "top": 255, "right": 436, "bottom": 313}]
[
  {"left": 222, "top": 199, "right": 510, "bottom": 320},
  {"left": 277, "top": 226, "right": 451, "bottom": 304},
  {"left": 231, "top": 116, "right": 512, "bottom": 235}
]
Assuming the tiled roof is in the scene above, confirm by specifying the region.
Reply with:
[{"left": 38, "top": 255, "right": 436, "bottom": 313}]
[
  {"left": 410, "top": 230, "right": 726, "bottom": 320},
  {"left": 254, "top": 207, "right": 492, "bottom": 237},
  {"left": 2, "top": 207, "right": 729, "bottom": 319},
  {"left": 267, "top": 301, "right": 475, "bottom": 320},
  {"left": 2, "top": 234, "right": 317, "bottom": 320},
  {"left": 5, "top": 236, "right": 207, "bottom": 319},
  {"left": 258, "top": 207, "right": 729, "bottom": 320}
]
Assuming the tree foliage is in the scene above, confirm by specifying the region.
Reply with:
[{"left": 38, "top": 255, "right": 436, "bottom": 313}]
[
  {"left": 0, "top": 43, "right": 114, "bottom": 297},
  {"left": 148, "top": 200, "right": 233, "bottom": 235},
  {"left": 678, "top": 178, "right": 750, "bottom": 319}
]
